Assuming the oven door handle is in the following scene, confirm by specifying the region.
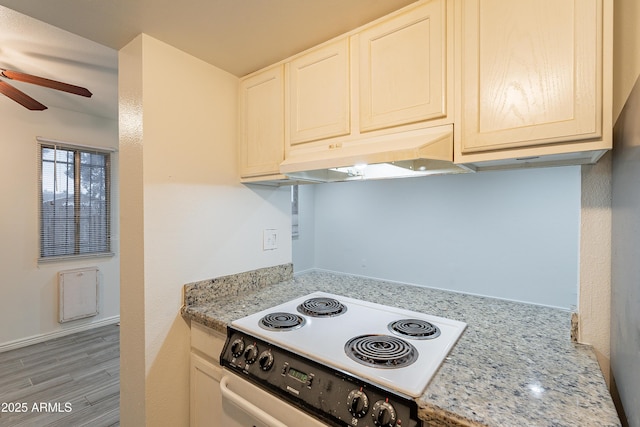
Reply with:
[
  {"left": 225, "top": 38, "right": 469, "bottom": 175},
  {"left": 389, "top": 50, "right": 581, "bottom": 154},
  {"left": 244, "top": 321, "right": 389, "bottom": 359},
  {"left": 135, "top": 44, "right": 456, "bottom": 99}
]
[{"left": 220, "top": 375, "right": 289, "bottom": 427}]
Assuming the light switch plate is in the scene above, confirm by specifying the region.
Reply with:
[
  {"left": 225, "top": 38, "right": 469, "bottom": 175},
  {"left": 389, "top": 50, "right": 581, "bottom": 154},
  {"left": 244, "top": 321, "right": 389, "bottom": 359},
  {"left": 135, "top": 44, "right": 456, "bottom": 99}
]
[{"left": 263, "top": 229, "right": 278, "bottom": 250}]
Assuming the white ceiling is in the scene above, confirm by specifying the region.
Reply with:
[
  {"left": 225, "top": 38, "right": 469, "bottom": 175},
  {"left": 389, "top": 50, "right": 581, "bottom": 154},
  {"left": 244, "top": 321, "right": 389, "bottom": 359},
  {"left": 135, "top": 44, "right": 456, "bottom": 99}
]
[{"left": 0, "top": 0, "right": 416, "bottom": 120}]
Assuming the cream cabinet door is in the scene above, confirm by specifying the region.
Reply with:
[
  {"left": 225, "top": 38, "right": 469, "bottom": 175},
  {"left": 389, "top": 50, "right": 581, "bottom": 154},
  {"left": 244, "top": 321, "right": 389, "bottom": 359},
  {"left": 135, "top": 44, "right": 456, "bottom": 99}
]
[
  {"left": 238, "top": 66, "right": 284, "bottom": 178},
  {"left": 359, "top": 0, "right": 446, "bottom": 133},
  {"left": 289, "top": 38, "right": 350, "bottom": 145},
  {"left": 190, "top": 353, "right": 222, "bottom": 427},
  {"left": 460, "top": 0, "right": 602, "bottom": 153}
]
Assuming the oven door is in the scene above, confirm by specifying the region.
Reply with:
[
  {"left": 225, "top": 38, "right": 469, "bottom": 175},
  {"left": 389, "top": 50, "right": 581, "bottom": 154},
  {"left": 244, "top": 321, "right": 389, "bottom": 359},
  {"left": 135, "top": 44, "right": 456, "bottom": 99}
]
[{"left": 220, "top": 369, "right": 329, "bottom": 427}]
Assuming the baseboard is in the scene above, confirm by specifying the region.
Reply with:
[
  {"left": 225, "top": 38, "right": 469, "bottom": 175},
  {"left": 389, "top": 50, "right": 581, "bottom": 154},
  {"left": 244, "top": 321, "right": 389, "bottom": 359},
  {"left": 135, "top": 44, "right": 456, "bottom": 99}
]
[{"left": 0, "top": 316, "right": 120, "bottom": 353}]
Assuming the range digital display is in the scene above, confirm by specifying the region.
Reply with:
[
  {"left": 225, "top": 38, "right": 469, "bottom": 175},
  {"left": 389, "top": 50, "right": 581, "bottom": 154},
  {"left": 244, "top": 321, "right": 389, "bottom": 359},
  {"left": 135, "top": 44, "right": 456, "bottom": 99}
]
[{"left": 288, "top": 366, "right": 308, "bottom": 383}]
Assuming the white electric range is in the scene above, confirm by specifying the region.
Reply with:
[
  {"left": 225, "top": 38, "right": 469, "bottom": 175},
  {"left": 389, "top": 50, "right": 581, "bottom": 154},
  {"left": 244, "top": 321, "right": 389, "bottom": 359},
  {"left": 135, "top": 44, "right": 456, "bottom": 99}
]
[{"left": 220, "top": 291, "right": 466, "bottom": 427}]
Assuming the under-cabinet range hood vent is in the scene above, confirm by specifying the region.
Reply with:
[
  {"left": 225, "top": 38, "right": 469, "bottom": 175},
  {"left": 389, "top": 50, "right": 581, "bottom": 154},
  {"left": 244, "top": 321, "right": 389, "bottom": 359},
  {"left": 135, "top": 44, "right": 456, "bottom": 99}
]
[{"left": 279, "top": 125, "right": 471, "bottom": 182}]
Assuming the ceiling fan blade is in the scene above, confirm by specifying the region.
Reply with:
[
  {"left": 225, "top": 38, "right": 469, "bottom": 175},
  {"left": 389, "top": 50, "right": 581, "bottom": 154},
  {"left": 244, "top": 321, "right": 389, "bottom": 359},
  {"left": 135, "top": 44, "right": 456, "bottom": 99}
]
[
  {"left": 0, "top": 81, "right": 47, "bottom": 110},
  {"left": 1, "top": 68, "right": 92, "bottom": 98}
]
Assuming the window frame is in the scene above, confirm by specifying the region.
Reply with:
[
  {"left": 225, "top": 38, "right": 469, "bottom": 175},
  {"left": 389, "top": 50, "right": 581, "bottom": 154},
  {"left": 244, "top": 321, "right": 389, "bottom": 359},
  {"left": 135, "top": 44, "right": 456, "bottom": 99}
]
[{"left": 37, "top": 139, "right": 115, "bottom": 263}]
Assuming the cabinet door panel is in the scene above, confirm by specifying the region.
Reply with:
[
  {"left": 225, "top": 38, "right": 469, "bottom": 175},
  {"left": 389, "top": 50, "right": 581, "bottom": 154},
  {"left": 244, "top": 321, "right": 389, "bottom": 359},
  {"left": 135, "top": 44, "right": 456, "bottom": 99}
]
[
  {"left": 289, "top": 39, "right": 350, "bottom": 144},
  {"left": 359, "top": 0, "right": 446, "bottom": 132},
  {"left": 238, "top": 66, "right": 284, "bottom": 177},
  {"left": 190, "top": 353, "right": 222, "bottom": 427},
  {"left": 461, "top": 0, "right": 601, "bottom": 153}
]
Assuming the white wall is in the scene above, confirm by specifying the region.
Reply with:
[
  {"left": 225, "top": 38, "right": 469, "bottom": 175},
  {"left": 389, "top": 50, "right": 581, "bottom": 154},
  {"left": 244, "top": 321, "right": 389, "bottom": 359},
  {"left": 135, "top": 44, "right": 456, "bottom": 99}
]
[
  {"left": 305, "top": 166, "right": 580, "bottom": 309},
  {"left": 292, "top": 184, "right": 316, "bottom": 273},
  {"left": 0, "top": 87, "right": 119, "bottom": 350},
  {"left": 119, "top": 34, "right": 291, "bottom": 427},
  {"left": 579, "top": 154, "right": 612, "bottom": 385}
]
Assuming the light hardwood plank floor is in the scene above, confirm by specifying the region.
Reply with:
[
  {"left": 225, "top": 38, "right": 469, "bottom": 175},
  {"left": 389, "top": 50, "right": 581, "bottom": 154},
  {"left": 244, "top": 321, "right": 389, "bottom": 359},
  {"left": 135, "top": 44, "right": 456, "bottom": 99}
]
[{"left": 0, "top": 324, "right": 119, "bottom": 427}]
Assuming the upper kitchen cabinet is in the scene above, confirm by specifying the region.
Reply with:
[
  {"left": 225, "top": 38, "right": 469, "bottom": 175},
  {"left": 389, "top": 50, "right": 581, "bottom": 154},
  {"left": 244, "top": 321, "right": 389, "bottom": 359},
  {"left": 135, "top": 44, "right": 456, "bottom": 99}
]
[
  {"left": 456, "top": 0, "right": 613, "bottom": 169},
  {"left": 288, "top": 39, "right": 350, "bottom": 145},
  {"left": 238, "top": 65, "right": 286, "bottom": 181},
  {"left": 359, "top": 0, "right": 446, "bottom": 132},
  {"left": 285, "top": 0, "right": 453, "bottom": 156}
]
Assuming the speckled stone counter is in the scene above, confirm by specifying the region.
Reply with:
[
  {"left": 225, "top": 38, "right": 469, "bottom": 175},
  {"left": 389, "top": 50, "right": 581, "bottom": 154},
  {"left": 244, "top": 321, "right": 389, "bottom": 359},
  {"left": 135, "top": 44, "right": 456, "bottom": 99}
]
[{"left": 181, "top": 267, "right": 620, "bottom": 427}]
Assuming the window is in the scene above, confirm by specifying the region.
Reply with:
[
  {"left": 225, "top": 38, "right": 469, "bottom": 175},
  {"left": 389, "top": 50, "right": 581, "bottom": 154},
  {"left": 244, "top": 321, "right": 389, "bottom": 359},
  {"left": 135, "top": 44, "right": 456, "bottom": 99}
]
[{"left": 39, "top": 141, "right": 112, "bottom": 260}]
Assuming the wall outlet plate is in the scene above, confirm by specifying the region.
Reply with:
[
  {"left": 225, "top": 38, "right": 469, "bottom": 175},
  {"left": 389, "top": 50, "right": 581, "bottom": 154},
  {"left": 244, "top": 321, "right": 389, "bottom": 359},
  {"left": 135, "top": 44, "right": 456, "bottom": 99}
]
[{"left": 263, "top": 229, "right": 278, "bottom": 250}]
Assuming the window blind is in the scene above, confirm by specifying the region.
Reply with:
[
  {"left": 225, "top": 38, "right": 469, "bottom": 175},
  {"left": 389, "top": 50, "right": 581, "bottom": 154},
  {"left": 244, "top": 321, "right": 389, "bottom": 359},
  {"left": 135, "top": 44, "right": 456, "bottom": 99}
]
[{"left": 37, "top": 138, "right": 113, "bottom": 261}]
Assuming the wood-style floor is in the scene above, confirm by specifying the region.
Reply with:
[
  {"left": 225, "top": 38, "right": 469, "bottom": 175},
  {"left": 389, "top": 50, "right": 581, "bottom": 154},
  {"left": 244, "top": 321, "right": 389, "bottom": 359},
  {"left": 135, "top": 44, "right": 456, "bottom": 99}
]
[{"left": 0, "top": 324, "right": 120, "bottom": 427}]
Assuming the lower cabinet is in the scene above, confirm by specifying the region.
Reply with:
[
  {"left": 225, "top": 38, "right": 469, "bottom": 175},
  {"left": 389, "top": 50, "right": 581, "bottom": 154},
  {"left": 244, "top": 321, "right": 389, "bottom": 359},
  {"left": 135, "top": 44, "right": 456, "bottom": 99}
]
[
  {"left": 190, "top": 322, "right": 226, "bottom": 427},
  {"left": 190, "top": 353, "right": 222, "bottom": 427}
]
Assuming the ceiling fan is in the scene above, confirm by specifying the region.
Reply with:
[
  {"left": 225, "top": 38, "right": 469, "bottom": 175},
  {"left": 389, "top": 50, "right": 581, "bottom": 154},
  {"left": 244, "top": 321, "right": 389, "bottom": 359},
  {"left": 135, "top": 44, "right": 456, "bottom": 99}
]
[{"left": 0, "top": 68, "right": 92, "bottom": 111}]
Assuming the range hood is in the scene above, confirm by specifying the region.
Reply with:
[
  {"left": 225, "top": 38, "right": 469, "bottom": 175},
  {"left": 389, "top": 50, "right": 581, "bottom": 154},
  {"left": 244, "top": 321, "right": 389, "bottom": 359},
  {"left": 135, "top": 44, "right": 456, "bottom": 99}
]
[{"left": 279, "top": 124, "right": 471, "bottom": 182}]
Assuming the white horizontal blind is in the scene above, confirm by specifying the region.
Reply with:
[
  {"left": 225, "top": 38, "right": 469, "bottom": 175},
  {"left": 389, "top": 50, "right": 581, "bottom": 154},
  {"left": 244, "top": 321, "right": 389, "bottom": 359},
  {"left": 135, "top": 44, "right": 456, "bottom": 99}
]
[{"left": 38, "top": 140, "right": 112, "bottom": 259}]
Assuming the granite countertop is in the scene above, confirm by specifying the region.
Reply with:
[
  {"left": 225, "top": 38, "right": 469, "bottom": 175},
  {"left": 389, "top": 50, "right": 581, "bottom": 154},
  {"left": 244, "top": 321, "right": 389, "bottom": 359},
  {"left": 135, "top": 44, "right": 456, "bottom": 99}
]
[{"left": 181, "top": 267, "right": 620, "bottom": 427}]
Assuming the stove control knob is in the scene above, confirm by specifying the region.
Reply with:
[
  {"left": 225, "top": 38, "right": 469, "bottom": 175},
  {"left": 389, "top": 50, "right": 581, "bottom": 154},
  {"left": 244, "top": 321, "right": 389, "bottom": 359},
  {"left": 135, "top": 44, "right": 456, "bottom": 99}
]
[
  {"left": 230, "top": 339, "right": 245, "bottom": 358},
  {"left": 258, "top": 350, "right": 274, "bottom": 371},
  {"left": 244, "top": 344, "right": 258, "bottom": 364},
  {"left": 347, "top": 389, "right": 369, "bottom": 418},
  {"left": 372, "top": 400, "right": 397, "bottom": 427}
]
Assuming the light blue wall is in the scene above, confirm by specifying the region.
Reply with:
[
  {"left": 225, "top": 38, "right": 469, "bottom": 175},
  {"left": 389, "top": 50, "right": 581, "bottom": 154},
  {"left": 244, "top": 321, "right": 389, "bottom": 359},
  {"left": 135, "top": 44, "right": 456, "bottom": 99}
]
[{"left": 295, "top": 166, "right": 581, "bottom": 309}]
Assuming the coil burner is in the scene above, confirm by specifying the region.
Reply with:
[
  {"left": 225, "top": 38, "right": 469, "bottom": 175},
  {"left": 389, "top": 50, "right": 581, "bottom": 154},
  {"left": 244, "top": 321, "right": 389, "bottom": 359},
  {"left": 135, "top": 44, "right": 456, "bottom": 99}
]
[
  {"left": 297, "top": 297, "right": 347, "bottom": 317},
  {"left": 388, "top": 319, "right": 441, "bottom": 340},
  {"left": 259, "top": 312, "right": 306, "bottom": 331},
  {"left": 345, "top": 334, "right": 418, "bottom": 369}
]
